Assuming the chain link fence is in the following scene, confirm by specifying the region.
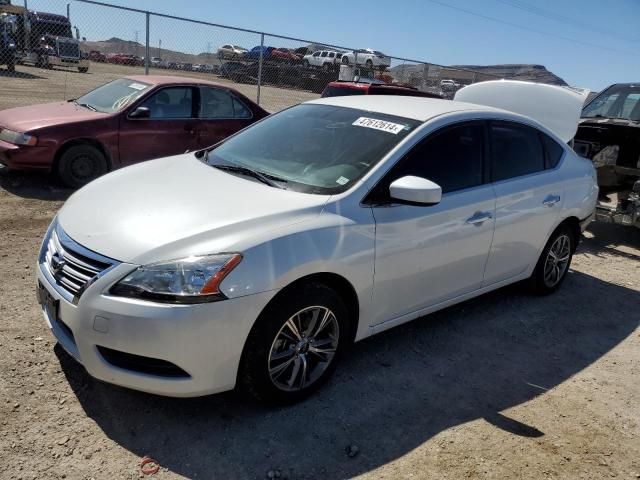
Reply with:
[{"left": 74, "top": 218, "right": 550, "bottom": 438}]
[{"left": 0, "top": 0, "right": 504, "bottom": 112}]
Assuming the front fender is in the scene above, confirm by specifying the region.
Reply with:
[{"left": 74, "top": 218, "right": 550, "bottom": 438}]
[{"left": 221, "top": 204, "right": 376, "bottom": 340}]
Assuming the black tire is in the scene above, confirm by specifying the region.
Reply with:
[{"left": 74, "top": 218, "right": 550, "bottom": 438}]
[
  {"left": 302, "top": 59, "right": 309, "bottom": 69},
  {"left": 529, "top": 223, "right": 575, "bottom": 295},
  {"left": 78, "top": 67, "right": 88, "bottom": 73},
  {"left": 57, "top": 144, "right": 108, "bottom": 188},
  {"left": 239, "top": 282, "right": 351, "bottom": 404},
  {"left": 322, "top": 62, "right": 331, "bottom": 72}
]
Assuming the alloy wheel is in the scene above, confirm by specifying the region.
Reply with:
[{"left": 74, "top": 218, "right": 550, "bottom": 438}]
[
  {"left": 268, "top": 306, "right": 339, "bottom": 392},
  {"left": 543, "top": 234, "right": 571, "bottom": 287}
]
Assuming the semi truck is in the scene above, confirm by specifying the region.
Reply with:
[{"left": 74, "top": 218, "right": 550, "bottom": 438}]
[
  {"left": 0, "top": 12, "right": 17, "bottom": 71},
  {"left": 0, "top": 0, "right": 89, "bottom": 73}
]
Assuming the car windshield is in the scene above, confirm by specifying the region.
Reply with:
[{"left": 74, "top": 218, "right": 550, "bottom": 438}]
[
  {"left": 582, "top": 84, "right": 640, "bottom": 121},
  {"left": 75, "top": 78, "right": 152, "bottom": 113},
  {"left": 206, "top": 104, "right": 420, "bottom": 194}
]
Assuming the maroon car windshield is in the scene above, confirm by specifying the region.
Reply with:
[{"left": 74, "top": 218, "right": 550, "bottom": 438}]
[{"left": 75, "top": 78, "right": 152, "bottom": 113}]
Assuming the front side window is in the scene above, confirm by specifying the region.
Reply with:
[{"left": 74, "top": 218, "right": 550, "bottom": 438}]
[
  {"left": 199, "top": 87, "right": 251, "bottom": 119},
  {"left": 138, "top": 87, "right": 193, "bottom": 119},
  {"left": 379, "top": 123, "right": 484, "bottom": 196},
  {"left": 491, "top": 122, "right": 544, "bottom": 181},
  {"left": 76, "top": 78, "right": 151, "bottom": 113},
  {"left": 206, "top": 104, "right": 420, "bottom": 194}
]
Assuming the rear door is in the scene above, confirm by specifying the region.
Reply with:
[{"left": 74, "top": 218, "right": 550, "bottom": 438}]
[
  {"left": 196, "top": 86, "right": 254, "bottom": 149},
  {"left": 482, "top": 121, "right": 564, "bottom": 285},
  {"left": 118, "top": 85, "right": 200, "bottom": 166}
]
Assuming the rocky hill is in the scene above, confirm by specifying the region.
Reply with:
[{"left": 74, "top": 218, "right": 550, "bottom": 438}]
[{"left": 450, "top": 64, "right": 567, "bottom": 86}]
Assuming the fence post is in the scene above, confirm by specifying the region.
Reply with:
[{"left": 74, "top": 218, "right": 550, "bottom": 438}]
[
  {"left": 144, "top": 12, "right": 150, "bottom": 75},
  {"left": 257, "top": 33, "right": 264, "bottom": 105}
]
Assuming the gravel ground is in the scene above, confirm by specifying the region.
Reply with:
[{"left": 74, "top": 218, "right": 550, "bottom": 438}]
[
  {"left": 0, "top": 171, "right": 638, "bottom": 480},
  {"left": 0, "top": 62, "right": 320, "bottom": 113}
]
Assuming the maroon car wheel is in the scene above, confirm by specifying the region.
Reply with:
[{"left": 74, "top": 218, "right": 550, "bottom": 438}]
[{"left": 57, "top": 144, "right": 108, "bottom": 188}]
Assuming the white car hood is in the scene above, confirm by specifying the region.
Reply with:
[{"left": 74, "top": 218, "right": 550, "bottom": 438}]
[
  {"left": 454, "top": 80, "right": 588, "bottom": 143},
  {"left": 57, "top": 154, "right": 329, "bottom": 264}
]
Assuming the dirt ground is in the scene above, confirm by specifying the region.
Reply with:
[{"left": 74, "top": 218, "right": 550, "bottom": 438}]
[
  {"left": 0, "top": 62, "right": 320, "bottom": 113},
  {"left": 0, "top": 168, "right": 639, "bottom": 480}
]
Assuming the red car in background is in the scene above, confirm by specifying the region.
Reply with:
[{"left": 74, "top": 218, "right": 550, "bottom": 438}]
[
  {"left": 88, "top": 51, "right": 106, "bottom": 62},
  {"left": 0, "top": 76, "right": 269, "bottom": 187},
  {"left": 321, "top": 80, "right": 443, "bottom": 99},
  {"left": 271, "top": 48, "right": 300, "bottom": 63},
  {"left": 107, "top": 53, "right": 143, "bottom": 66}
]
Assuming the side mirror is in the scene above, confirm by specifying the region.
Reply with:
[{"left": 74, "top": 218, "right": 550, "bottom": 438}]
[
  {"left": 129, "top": 106, "right": 150, "bottom": 119},
  {"left": 389, "top": 176, "right": 442, "bottom": 205}
]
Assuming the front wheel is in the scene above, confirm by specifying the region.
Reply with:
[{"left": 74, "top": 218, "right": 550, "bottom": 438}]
[
  {"left": 529, "top": 224, "right": 575, "bottom": 294},
  {"left": 57, "top": 144, "right": 108, "bottom": 188},
  {"left": 239, "top": 283, "right": 351, "bottom": 404}
]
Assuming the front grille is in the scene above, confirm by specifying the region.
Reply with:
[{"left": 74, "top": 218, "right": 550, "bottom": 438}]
[
  {"left": 43, "top": 227, "right": 112, "bottom": 299},
  {"left": 56, "top": 40, "right": 80, "bottom": 59}
]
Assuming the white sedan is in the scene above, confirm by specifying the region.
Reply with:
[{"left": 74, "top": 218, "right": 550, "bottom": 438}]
[
  {"left": 37, "top": 81, "right": 597, "bottom": 403},
  {"left": 217, "top": 44, "right": 247, "bottom": 60},
  {"left": 341, "top": 48, "right": 391, "bottom": 69}
]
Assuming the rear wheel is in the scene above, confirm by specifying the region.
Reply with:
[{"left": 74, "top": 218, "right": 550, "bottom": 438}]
[
  {"left": 239, "top": 282, "right": 351, "bottom": 404},
  {"left": 57, "top": 144, "right": 108, "bottom": 188},
  {"left": 529, "top": 224, "right": 575, "bottom": 294}
]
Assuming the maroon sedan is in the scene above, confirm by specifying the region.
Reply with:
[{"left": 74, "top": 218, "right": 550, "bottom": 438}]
[{"left": 0, "top": 76, "right": 268, "bottom": 187}]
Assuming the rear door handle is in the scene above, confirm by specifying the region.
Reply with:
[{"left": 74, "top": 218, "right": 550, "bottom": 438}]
[
  {"left": 543, "top": 194, "right": 561, "bottom": 207},
  {"left": 466, "top": 211, "right": 493, "bottom": 225}
]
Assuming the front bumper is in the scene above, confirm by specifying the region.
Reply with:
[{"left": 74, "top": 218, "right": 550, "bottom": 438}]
[
  {"left": 47, "top": 56, "right": 89, "bottom": 68},
  {"left": 0, "top": 139, "right": 52, "bottom": 171},
  {"left": 37, "top": 239, "right": 276, "bottom": 397}
]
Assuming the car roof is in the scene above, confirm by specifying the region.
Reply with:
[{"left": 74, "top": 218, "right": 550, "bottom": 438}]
[
  {"left": 125, "top": 75, "right": 231, "bottom": 88},
  {"left": 308, "top": 95, "right": 505, "bottom": 121}
]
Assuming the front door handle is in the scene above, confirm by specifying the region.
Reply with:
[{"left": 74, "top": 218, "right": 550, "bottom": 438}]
[
  {"left": 184, "top": 125, "right": 196, "bottom": 135},
  {"left": 466, "top": 211, "right": 493, "bottom": 225},
  {"left": 543, "top": 194, "right": 561, "bottom": 207}
]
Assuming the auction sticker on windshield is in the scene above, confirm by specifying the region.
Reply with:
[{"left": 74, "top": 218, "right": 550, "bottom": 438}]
[
  {"left": 352, "top": 117, "right": 407, "bottom": 134},
  {"left": 128, "top": 83, "right": 148, "bottom": 91}
]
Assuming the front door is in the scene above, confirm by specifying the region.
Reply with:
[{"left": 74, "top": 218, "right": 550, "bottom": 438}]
[
  {"left": 118, "top": 86, "right": 200, "bottom": 166},
  {"left": 369, "top": 122, "right": 496, "bottom": 326}
]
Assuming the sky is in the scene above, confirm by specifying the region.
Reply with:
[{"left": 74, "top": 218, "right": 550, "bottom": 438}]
[{"left": 25, "top": 0, "right": 640, "bottom": 91}]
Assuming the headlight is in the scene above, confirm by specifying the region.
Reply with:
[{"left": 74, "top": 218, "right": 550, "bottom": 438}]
[
  {"left": 0, "top": 129, "right": 38, "bottom": 146},
  {"left": 110, "top": 253, "right": 242, "bottom": 304}
]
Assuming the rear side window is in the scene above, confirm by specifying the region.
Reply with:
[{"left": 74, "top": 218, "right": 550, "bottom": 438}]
[
  {"left": 540, "top": 133, "right": 564, "bottom": 169},
  {"left": 383, "top": 123, "right": 485, "bottom": 194},
  {"left": 490, "top": 122, "right": 544, "bottom": 181}
]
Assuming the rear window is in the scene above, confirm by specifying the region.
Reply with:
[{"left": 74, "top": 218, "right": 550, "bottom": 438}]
[
  {"left": 490, "top": 122, "right": 545, "bottom": 181},
  {"left": 321, "top": 85, "right": 367, "bottom": 98}
]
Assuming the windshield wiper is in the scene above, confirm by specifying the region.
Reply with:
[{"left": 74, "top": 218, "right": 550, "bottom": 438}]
[
  {"left": 73, "top": 100, "right": 98, "bottom": 112},
  {"left": 212, "top": 164, "right": 287, "bottom": 189}
]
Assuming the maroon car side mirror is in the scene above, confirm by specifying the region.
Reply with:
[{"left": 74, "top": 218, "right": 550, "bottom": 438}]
[{"left": 129, "top": 106, "right": 150, "bottom": 119}]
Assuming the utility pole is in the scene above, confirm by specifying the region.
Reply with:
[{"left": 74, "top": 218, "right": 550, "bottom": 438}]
[
  {"left": 133, "top": 30, "right": 139, "bottom": 55},
  {"left": 66, "top": 2, "right": 70, "bottom": 21},
  {"left": 158, "top": 39, "right": 161, "bottom": 59}
]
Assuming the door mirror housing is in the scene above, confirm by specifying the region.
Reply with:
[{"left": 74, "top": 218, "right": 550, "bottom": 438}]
[
  {"left": 389, "top": 176, "right": 442, "bottom": 205},
  {"left": 129, "top": 106, "right": 150, "bottom": 119}
]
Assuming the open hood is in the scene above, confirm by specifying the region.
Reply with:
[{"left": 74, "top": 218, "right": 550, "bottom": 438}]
[{"left": 454, "top": 80, "right": 588, "bottom": 143}]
